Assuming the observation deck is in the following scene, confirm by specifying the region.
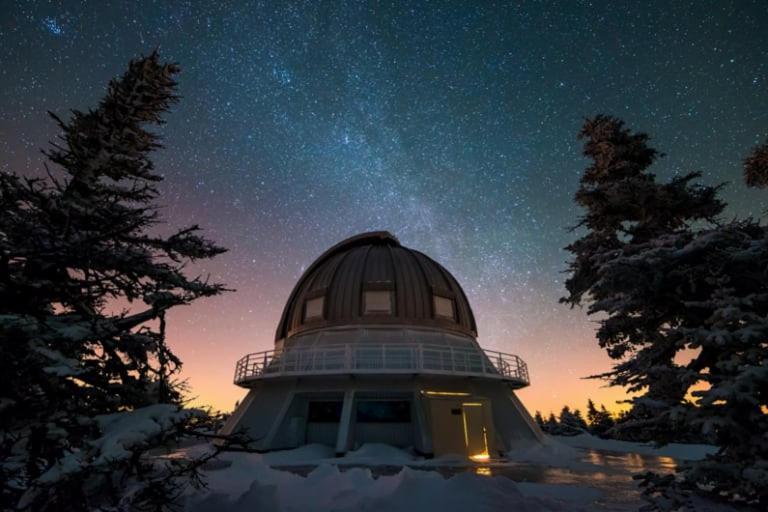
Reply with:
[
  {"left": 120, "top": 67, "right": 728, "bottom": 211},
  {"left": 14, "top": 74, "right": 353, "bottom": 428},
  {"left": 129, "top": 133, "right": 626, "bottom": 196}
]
[{"left": 234, "top": 342, "right": 530, "bottom": 389}]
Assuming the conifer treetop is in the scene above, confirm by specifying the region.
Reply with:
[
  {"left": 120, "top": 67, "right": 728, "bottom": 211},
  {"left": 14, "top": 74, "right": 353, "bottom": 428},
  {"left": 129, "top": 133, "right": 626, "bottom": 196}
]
[{"left": 744, "top": 140, "right": 768, "bottom": 188}]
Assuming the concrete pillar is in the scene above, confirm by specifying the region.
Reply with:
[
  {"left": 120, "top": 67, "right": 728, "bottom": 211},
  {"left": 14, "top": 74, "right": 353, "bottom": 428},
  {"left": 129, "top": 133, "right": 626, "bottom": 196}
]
[
  {"left": 335, "top": 389, "right": 356, "bottom": 455},
  {"left": 412, "top": 390, "right": 433, "bottom": 455}
]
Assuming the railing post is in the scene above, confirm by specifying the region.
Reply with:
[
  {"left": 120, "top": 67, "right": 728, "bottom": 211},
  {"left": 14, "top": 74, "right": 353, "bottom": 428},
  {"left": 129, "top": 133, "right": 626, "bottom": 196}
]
[
  {"left": 416, "top": 344, "right": 422, "bottom": 370},
  {"left": 449, "top": 345, "right": 455, "bottom": 372},
  {"left": 381, "top": 344, "right": 386, "bottom": 369},
  {"left": 345, "top": 343, "right": 352, "bottom": 371}
]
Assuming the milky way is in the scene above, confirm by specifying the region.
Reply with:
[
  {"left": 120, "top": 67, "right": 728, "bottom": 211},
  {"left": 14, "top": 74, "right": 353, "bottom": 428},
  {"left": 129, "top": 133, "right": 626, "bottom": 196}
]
[{"left": 2, "top": 1, "right": 767, "bottom": 414}]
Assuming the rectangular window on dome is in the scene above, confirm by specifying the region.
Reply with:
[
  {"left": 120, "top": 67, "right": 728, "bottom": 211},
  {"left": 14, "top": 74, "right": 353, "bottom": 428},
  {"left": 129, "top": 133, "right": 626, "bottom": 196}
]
[
  {"left": 364, "top": 290, "right": 392, "bottom": 314},
  {"left": 304, "top": 296, "right": 324, "bottom": 321},
  {"left": 433, "top": 295, "right": 455, "bottom": 320}
]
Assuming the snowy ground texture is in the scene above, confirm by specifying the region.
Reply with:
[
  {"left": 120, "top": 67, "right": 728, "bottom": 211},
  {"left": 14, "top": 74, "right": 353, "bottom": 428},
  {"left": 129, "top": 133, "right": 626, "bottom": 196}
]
[{"left": 180, "top": 435, "right": 736, "bottom": 512}]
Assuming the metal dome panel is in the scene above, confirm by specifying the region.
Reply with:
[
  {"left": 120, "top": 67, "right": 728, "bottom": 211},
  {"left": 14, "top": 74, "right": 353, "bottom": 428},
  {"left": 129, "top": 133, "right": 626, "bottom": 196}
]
[{"left": 275, "top": 232, "right": 478, "bottom": 341}]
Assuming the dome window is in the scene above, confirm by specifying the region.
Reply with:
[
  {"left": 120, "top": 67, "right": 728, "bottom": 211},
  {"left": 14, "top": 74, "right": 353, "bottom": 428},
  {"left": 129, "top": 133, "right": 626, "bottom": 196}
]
[
  {"left": 304, "top": 296, "right": 324, "bottom": 321},
  {"left": 433, "top": 295, "right": 455, "bottom": 321},
  {"left": 364, "top": 290, "right": 393, "bottom": 315}
]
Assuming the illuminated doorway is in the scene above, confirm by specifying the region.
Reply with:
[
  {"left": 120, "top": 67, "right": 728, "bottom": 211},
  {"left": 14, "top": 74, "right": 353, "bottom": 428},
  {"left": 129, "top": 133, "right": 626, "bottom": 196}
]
[
  {"left": 426, "top": 393, "right": 494, "bottom": 459},
  {"left": 462, "top": 402, "right": 490, "bottom": 461}
]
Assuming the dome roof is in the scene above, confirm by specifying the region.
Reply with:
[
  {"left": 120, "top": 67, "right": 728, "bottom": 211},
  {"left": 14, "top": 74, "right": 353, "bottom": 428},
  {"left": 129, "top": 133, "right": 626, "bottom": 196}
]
[{"left": 275, "top": 232, "right": 477, "bottom": 341}]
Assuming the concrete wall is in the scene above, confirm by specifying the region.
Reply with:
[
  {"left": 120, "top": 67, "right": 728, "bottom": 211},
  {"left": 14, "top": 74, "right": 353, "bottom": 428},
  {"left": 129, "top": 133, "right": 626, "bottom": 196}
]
[
  {"left": 219, "top": 380, "right": 295, "bottom": 450},
  {"left": 223, "top": 374, "right": 541, "bottom": 454}
]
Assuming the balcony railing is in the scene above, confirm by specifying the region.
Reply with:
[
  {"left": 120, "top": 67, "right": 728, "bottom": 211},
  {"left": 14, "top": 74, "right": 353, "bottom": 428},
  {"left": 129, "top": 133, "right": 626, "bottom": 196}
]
[{"left": 233, "top": 343, "right": 529, "bottom": 388}]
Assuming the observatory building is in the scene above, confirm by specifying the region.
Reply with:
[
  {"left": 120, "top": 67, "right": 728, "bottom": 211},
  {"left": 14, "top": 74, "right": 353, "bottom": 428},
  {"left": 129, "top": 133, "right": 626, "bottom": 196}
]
[{"left": 221, "top": 232, "right": 542, "bottom": 458}]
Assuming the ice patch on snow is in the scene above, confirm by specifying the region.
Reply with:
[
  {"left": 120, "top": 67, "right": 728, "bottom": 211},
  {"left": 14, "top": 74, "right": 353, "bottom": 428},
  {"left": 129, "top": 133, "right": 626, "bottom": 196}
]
[
  {"left": 516, "top": 482, "right": 603, "bottom": 505},
  {"left": 554, "top": 434, "right": 717, "bottom": 461}
]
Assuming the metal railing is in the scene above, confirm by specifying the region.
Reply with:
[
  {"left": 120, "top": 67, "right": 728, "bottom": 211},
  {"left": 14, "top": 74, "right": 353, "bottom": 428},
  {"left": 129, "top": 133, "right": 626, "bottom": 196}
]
[{"left": 233, "top": 342, "right": 530, "bottom": 387}]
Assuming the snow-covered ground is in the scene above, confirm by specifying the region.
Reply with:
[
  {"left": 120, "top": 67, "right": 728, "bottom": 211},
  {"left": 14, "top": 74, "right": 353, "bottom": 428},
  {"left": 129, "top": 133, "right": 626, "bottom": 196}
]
[{"left": 180, "top": 436, "right": 732, "bottom": 512}]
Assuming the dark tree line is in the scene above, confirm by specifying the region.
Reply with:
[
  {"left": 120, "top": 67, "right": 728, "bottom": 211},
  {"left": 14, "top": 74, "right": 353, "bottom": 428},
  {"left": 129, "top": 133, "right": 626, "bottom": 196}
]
[
  {"left": 534, "top": 399, "right": 615, "bottom": 438},
  {"left": 563, "top": 115, "right": 768, "bottom": 509}
]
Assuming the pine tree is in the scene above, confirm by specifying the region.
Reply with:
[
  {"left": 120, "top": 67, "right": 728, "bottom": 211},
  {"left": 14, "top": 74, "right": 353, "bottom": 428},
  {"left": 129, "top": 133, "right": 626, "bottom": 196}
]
[
  {"left": 598, "top": 405, "right": 615, "bottom": 434},
  {"left": 545, "top": 412, "right": 559, "bottom": 434},
  {"left": 586, "top": 399, "right": 615, "bottom": 438},
  {"left": 744, "top": 139, "right": 768, "bottom": 188},
  {"left": 533, "top": 410, "right": 545, "bottom": 430},
  {"left": 557, "top": 406, "right": 587, "bottom": 436},
  {"left": 564, "top": 115, "right": 768, "bottom": 507},
  {"left": 572, "top": 409, "right": 588, "bottom": 431},
  {"left": 586, "top": 399, "right": 599, "bottom": 427},
  {"left": 562, "top": 115, "right": 724, "bottom": 443},
  {"left": 664, "top": 218, "right": 768, "bottom": 506},
  {"left": 0, "top": 52, "right": 236, "bottom": 511}
]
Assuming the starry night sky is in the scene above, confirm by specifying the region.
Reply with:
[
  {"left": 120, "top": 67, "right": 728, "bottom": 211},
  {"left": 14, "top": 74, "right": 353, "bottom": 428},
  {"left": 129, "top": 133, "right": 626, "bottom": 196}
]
[{"left": 2, "top": 1, "right": 767, "bottom": 415}]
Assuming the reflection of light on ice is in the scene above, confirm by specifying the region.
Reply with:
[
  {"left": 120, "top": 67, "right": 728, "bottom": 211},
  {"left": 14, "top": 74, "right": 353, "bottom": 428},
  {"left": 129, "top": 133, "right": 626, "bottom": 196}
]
[
  {"left": 475, "top": 466, "right": 493, "bottom": 476},
  {"left": 582, "top": 447, "right": 679, "bottom": 475}
]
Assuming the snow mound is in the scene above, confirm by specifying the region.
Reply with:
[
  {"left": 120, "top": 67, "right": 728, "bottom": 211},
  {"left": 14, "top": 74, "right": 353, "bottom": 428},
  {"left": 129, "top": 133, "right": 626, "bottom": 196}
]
[
  {"left": 555, "top": 434, "right": 717, "bottom": 461},
  {"left": 93, "top": 405, "right": 201, "bottom": 465},
  {"left": 186, "top": 457, "right": 598, "bottom": 512},
  {"left": 506, "top": 438, "right": 600, "bottom": 471},
  {"left": 343, "top": 443, "right": 418, "bottom": 464},
  {"left": 263, "top": 444, "right": 336, "bottom": 465}
]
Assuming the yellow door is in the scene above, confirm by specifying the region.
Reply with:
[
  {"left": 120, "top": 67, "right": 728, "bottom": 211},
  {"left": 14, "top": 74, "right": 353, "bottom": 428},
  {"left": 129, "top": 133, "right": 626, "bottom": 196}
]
[
  {"left": 462, "top": 403, "right": 490, "bottom": 461},
  {"left": 428, "top": 397, "right": 493, "bottom": 459},
  {"left": 429, "top": 399, "right": 466, "bottom": 456}
]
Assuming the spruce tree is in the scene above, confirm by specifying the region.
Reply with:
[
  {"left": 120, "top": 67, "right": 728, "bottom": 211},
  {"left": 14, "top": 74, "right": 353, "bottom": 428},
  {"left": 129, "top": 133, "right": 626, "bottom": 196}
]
[
  {"left": 564, "top": 115, "right": 768, "bottom": 507},
  {"left": 744, "top": 139, "right": 768, "bottom": 188},
  {"left": 562, "top": 115, "right": 724, "bottom": 442},
  {"left": 572, "top": 409, "right": 588, "bottom": 432},
  {"left": 586, "top": 400, "right": 615, "bottom": 438},
  {"left": 0, "top": 52, "right": 233, "bottom": 511},
  {"left": 586, "top": 399, "right": 599, "bottom": 427},
  {"left": 545, "top": 413, "right": 559, "bottom": 435},
  {"left": 636, "top": 216, "right": 768, "bottom": 508},
  {"left": 557, "top": 406, "right": 587, "bottom": 436},
  {"left": 598, "top": 405, "right": 615, "bottom": 435}
]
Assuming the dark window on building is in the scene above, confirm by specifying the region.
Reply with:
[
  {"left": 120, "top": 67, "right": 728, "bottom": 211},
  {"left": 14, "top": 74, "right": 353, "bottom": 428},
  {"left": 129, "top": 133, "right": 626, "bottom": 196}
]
[
  {"left": 307, "top": 401, "right": 342, "bottom": 423},
  {"left": 433, "top": 295, "right": 455, "bottom": 320},
  {"left": 304, "top": 296, "right": 324, "bottom": 321},
  {"left": 355, "top": 400, "right": 411, "bottom": 423}
]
